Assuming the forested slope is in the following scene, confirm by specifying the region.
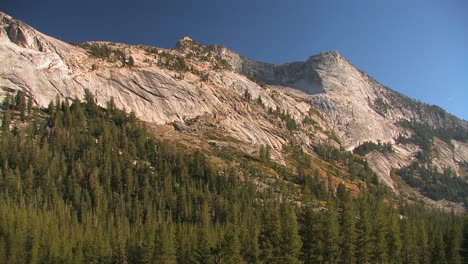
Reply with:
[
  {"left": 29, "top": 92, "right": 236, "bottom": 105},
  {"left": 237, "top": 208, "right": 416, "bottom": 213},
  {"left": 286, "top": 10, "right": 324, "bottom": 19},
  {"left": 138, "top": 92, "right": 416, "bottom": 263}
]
[{"left": 0, "top": 91, "right": 465, "bottom": 263}]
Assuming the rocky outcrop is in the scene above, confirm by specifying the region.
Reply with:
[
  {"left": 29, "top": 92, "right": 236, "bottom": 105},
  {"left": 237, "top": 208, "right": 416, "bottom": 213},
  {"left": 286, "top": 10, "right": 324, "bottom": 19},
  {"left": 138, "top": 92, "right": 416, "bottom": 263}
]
[{"left": 216, "top": 46, "right": 467, "bottom": 150}]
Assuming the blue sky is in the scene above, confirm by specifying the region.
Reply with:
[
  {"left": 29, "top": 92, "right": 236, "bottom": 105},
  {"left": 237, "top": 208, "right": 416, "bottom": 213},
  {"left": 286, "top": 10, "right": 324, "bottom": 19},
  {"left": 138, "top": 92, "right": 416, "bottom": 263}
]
[{"left": 2, "top": 0, "right": 467, "bottom": 120}]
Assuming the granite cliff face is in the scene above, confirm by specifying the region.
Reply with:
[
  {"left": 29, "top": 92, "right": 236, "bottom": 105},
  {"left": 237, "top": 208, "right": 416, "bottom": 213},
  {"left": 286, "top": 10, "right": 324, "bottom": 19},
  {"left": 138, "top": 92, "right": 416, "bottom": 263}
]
[
  {"left": 0, "top": 12, "right": 325, "bottom": 161},
  {"left": 214, "top": 46, "right": 467, "bottom": 150},
  {"left": 1, "top": 12, "right": 467, "bottom": 198}
]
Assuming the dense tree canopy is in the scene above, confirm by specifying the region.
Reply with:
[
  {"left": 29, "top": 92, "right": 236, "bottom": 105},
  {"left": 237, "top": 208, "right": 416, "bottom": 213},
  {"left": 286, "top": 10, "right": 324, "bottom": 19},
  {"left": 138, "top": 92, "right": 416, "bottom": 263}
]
[{"left": 0, "top": 91, "right": 464, "bottom": 263}]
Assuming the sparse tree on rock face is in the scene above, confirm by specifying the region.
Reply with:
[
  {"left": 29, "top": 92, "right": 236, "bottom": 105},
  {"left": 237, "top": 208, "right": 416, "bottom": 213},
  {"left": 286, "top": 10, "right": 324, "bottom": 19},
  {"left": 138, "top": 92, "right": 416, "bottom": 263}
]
[
  {"left": 1, "top": 110, "right": 11, "bottom": 132},
  {"left": 127, "top": 55, "right": 134, "bottom": 67},
  {"left": 14, "top": 90, "right": 26, "bottom": 121},
  {"left": 259, "top": 144, "right": 271, "bottom": 162},
  {"left": 2, "top": 93, "right": 12, "bottom": 109},
  {"left": 27, "top": 94, "right": 33, "bottom": 116},
  {"left": 244, "top": 89, "right": 252, "bottom": 101}
]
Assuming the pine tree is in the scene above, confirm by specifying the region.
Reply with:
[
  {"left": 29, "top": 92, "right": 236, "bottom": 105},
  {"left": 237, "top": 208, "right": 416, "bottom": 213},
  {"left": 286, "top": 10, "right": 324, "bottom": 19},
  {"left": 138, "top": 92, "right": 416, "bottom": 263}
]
[
  {"left": 401, "top": 219, "right": 417, "bottom": 264},
  {"left": 300, "top": 205, "right": 323, "bottom": 264},
  {"left": 2, "top": 93, "right": 12, "bottom": 109},
  {"left": 279, "top": 203, "right": 302, "bottom": 264},
  {"left": 24, "top": 165, "right": 34, "bottom": 206},
  {"left": 240, "top": 218, "right": 259, "bottom": 264},
  {"left": 324, "top": 201, "right": 340, "bottom": 264},
  {"left": 15, "top": 90, "right": 27, "bottom": 121},
  {"left": 386, "top": 210, "right": 402, "bottom": 264},
  {"left": 2, "top": 110, "right": 11, "bottom": 132},
  {"left": 196, "top": 200, "right": 213, "bottom": 264},
  {"left": 259, "top": 203, "right": 282, "bottom": 263},
  {"left": 431, "top": 231, "right": 448, "bottom": 264},
  {"left": 370, "top": 199, "right": 388, "bottom": 263},
  {"left": 27, "top": 95, "right": 33, "bottom": 116},
  {"left": 462, "top": 215, "right": 468, "bottom": 263},
  {"left": 155, "top": 221, "right": 177, "bottom": 264},
  {"left": 218, "top": 223, "right": 244, "bottom": 264},
  {"left": 337, "top": 184, "right": 356, "bottom": 264},
  {"left": 446, "top": 224, "right": 462, "bottom": 264},
  {"left": 415, "top": 218, "right": 430, "bottom": 263},
  {"left": 127, "top": 56, "right": 135, "bottom": 67},
  {"left": 356, "top": 197, "right": 372, "bottom": 264}
]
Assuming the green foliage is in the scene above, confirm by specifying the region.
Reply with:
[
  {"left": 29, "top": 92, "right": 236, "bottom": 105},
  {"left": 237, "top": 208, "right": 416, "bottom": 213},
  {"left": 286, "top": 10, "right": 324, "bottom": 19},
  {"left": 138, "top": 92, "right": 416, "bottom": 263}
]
[
  {"left": 0, "top": 92, "right": 464, "bottom": 263},
  {"left": 14, "top": 90, "right": 26, "bottom": 121},
  {"left": 256, "top": 95, "right": 264, "bottom": 106},
  {"left": 398, "top": 163, "right": 468, "bottom": 204},
  {"left": 2, "top": 93, "right": 14, "bottom": 109},
  {"left": 396, "top": 120, "right": 468, "bottom": 204},
  {"left": 157, "top": 52, "right": 189, "bottom": 72},
  {"left": 279, "top": 203, "right": 302, "bottom": 264},
  {"left": 82, "top": 43, "right": 131, "bottom": 66},
  {"left": 259, "top": 144, "right": 271, "bottom": 163},
  {"left": 87, "top": 43, "right": 112, "bottom": 58},
  {"left": 353, "top": 140, "right": 393, "bottom": 156},
  {"left": 462, "top": 215, "right": 468, "bottom": 263},
  {"left": 268, "top": 106, "right": 298, "bottom": 131},
  {"left": 313, "top": 144, "right": 383, "bottom": 192},
  {"left": 397, "top": 120, "right": 434, "bottom": 161},
  {"left": 302, "top": 116, "right": 319, "bottom": 127},
  {"left": 372, "top": 97, "right": 390, "bottom": 116},
  {"left": 398, "top": 119, "right": 468, "bottom": 149},
  {"left": 142, "top": 46, "right": 159, "bottom": 54},
  {"left": 1, "top": 110, "right": 11, "bottom": 131},
  {"left": 324, "top": 201, "right": 340, "bottom": 264},
  {"left": 127, "top": 55, "right": 135, "bottom": 67}
]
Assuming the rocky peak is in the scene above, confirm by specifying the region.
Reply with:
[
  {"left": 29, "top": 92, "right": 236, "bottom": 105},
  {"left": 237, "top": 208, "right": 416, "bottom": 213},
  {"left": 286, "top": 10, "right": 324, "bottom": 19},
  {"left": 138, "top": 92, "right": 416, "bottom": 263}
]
[
  {"left": 181, "top": 36, "right": 192, "bottom": 41},
  {"left": 175, "top": 36, "right": 205, "bottom": 52},
  {"left": 0, "top": 12, "right": 79, "bottom": 57},
  {"left": 319, "top": 50, "right": 342, "bottom": 58},
  {"left": 0, "top": 11, "right": 48, "bottom": 52},
  {"left": 305, "top": 50, "right": 350, "bottom": 71}
]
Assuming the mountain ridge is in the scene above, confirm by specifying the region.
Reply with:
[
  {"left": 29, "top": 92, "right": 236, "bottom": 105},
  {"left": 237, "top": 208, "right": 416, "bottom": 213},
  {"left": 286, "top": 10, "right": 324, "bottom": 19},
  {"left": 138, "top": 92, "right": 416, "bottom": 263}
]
[{"left": 0, "top": 11, "right": 467, "bottom": 205}]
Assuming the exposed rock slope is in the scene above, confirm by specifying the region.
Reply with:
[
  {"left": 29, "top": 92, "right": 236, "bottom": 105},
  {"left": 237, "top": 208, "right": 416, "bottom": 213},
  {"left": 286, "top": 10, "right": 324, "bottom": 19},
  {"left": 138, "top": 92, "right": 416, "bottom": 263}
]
[{"left": 214, "top": 46, "right": 467, "bottom": 150}]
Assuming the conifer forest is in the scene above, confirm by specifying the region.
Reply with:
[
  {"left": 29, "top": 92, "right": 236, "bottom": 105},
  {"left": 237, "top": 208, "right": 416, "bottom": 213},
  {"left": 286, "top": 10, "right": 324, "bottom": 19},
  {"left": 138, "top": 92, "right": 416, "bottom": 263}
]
[{"left": 0, "top": 91, "right": 466, "bottom": 263}]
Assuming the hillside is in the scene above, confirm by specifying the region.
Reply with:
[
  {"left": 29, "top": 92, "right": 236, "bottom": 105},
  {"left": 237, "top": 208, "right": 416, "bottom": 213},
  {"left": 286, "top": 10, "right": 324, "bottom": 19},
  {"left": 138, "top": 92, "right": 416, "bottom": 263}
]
[
  {"left": 0, "top": 11, "right": 467, "bottom": 207},
  {"left": 1, "top": 10, "right": 468, "bottom": 263},
  {"left": 0, "top": 92, "right": 465, "bottom": 263}
]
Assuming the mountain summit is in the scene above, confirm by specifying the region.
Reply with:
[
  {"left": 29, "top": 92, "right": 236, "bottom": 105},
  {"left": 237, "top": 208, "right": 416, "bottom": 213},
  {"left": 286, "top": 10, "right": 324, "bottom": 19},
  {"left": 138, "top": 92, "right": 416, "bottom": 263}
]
[{"left": 0, "top": 12, "right": 467, "bottom": 206}]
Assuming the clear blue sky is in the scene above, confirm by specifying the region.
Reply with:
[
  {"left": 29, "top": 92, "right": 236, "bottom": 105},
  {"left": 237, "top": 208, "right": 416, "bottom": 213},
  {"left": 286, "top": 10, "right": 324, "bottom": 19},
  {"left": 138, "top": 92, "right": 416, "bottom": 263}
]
[{"left": 2, "top": 0, "right": 467, "bottom": 120}]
